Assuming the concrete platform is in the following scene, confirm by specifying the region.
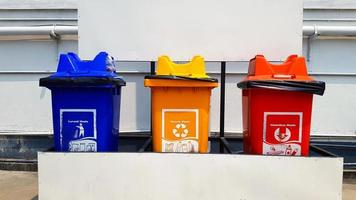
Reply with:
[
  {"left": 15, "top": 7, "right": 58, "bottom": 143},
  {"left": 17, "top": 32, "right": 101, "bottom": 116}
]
[
  {"left": 38, "top": 153, "right": 343, "bottom": 200},
  {"left": 0, "top": 170, "right": 355, "bottom": 200}
]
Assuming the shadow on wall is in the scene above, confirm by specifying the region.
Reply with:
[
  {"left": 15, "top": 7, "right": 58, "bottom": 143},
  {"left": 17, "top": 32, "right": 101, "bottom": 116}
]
[
  {"left": 118, "top": 61, "right": 151, "bottom": 133},
  {"left": 311, "top": 75, "right": 356, "bottom": 136}
]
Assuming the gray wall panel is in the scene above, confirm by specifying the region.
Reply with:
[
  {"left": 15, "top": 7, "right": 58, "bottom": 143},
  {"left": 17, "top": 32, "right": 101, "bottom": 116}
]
[
  {"left": 305, "top": 39, "right": 356, "bottom": 73},
  {"left": 0, "top": 74, "right": 52, "bottom": 133},
  {"left": 0, "top": 40, "right": 77, "bottom": 71}
]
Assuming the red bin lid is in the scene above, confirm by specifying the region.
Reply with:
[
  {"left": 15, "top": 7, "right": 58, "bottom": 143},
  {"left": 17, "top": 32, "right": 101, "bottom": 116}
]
[{"left": 237, "top": 55, "right": 325, "bottom": 95}]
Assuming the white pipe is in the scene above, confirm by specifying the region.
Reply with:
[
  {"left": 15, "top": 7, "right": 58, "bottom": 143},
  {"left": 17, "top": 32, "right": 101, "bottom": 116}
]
[
  {"left": 303, "top": 25, "right": 356, "bottom": 36},
  {"left": 0, "top": 25, "right": 77, "bottom": 36},
  {"left": 0, "top": 25, "right": 356, "bottom": 37}
]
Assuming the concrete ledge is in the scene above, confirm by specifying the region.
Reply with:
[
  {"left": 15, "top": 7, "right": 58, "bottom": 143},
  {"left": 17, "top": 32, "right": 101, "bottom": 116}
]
[{"left": 38, "top": 152, "right": 343, "bottom": 200}]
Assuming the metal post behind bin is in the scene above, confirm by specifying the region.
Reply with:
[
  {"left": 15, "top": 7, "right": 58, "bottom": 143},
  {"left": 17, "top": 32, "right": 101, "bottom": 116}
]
[
  {"left": 138, "top": 61, "right": 155, "bottom": 152},
  {"left": 219, "top": 61, "right": 226, "bottom": 153}
]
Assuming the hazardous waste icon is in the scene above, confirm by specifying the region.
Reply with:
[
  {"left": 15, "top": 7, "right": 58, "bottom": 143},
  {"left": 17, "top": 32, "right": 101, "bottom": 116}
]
[{"left": 274, "top": 127, "right": 291, "bottom": 142}]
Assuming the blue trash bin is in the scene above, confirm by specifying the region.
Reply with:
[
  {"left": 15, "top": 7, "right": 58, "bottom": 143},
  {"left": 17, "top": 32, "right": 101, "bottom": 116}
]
[{"left": 40, "top": 52, "right": 126, "bottom": 152}]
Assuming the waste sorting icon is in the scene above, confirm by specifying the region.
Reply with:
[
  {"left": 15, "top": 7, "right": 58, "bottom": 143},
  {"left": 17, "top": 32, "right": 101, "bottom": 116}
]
[
  {"left": 172, "top": 123, "right": 189, "bottom": 138},
  {"left": 274, "top": 127, "right": 291, "bottom": 142}
]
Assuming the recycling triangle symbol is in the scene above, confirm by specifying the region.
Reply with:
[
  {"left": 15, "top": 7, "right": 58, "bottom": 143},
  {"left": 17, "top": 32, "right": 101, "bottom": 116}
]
[{"left": 172, "top": 123, "right": 189, "bottom": 138}]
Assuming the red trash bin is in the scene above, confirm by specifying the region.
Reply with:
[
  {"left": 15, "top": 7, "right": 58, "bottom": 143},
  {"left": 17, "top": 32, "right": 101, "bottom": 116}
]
[{"left": 237, "top": 55, "right": 325, "bottom": 156}]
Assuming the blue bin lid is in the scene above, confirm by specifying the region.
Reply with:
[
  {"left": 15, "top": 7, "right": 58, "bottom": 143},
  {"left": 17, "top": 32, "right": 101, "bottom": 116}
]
[{"left": 40, "top": 52, "right": 126, "bottom": 88}]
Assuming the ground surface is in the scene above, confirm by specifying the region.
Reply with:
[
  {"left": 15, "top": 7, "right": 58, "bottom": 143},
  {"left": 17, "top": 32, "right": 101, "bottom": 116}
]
[
  {"left": 0, "top": 170, "right": 355, "bottom": 200},
  {"left": 0, "top": 170, "right": 37, "bottom": 200},
  {"left": 343, "top": 183, "right": 356, "bottom": 200}
]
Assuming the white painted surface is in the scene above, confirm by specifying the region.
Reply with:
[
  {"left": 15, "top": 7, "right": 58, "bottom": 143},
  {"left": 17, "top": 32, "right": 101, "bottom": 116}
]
[
  {"left": 304, "top": 0, "right": 356, "bottom": 9},
  {"left": 78, "top": 0, "right": 302, "bottom": 61},
  {"left": 38, "top": 152, "right": 343, "bottom": 200},
  {"left": 0, "top": 0, "right": 77, "bottom": 9}
]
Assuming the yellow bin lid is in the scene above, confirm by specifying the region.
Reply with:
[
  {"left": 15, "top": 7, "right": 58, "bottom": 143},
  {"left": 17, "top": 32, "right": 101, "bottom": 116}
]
[{"left": 156, "top": 55, "right": 210, "bottom": 78}]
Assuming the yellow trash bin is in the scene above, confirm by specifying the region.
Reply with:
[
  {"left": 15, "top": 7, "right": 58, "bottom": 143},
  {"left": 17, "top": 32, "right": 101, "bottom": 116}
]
[{"left": 144, "top": 55, "right": 218, "bottom": 153}]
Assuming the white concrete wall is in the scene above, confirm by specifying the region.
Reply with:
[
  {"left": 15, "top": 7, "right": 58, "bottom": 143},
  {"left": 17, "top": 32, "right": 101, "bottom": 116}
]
[{"left": 78, "top": 0, "right": 303, "bottom": 61}]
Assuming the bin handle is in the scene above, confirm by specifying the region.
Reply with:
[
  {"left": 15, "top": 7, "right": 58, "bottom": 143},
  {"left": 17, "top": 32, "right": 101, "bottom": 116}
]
[{"left": 272, "top": 74, "right": 296, "bottom": 79}]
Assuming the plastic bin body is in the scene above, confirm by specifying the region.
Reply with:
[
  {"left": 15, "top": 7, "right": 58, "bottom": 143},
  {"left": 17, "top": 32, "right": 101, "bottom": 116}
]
[
  {"left": 242, "top": 89, "right": 313, "bottom": 156},
  {"left": 51, "top": 87, "right": 121, "bottom": 152},
  {"left": 40, "top": 52, "right": 125, "bottom": 152},
  {"left": 144, "top": 55, "right": 218, "bottom": 153},
  {"left": 145, "top": 79, "right": 217, "bottom": 153},
  {"left": 238, "top": 55, "right": 325, "bottom": 156}
]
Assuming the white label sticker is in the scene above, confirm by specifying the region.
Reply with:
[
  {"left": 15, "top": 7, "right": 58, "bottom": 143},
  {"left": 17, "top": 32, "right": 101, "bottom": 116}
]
[
  {"left": 161, "top": 109, "right": 199, "bottom": 153},
  {"left": 263, "top": 112, "right": 303, "bottom": 156},
  {"left": 60, "top": 109, "right": 97, "bottom": 152}
]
